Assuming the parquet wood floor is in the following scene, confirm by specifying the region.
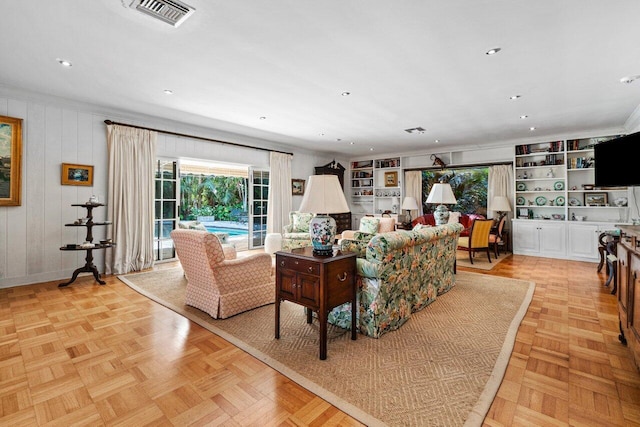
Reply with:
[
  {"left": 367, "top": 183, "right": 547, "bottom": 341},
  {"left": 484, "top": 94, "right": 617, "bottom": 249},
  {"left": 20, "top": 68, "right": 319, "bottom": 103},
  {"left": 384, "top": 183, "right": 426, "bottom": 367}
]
[{"left": 1, "top": 254, "right": 639, "bottom": 426}]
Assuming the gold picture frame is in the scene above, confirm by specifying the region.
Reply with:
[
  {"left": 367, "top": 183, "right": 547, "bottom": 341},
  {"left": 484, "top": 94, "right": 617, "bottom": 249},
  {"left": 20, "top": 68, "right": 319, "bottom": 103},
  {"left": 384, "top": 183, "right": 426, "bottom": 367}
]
[
  {"left": 384, "top": 171, "right": 398, "bottom": 187},
  {"left": 292, "top": 178, "right": 305, "bottom": 195},
  {"left": 0, "top": 115, "right": 23, "bottom": 206},
  {"left": 61, "top": 163, "right": 94, "bottom": 186}
]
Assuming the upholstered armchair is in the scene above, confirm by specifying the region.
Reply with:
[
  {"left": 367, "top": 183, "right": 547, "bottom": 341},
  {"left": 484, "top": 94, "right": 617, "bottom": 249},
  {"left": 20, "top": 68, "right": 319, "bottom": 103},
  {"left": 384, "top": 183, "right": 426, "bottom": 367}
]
[
  {"left": 339, "top": 216, "right": 396, "bottom": 256},
  {"left": 281, "top": 211, "right": 314, "bottom": 250},
  {"left": 171, "top": 229, "right": 274, "bottom": 319}
]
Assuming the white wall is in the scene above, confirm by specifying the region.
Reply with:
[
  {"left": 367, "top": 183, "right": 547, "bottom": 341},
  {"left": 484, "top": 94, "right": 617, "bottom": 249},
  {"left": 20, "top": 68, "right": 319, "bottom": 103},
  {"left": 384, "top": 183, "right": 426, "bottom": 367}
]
[{"left": 0, "top": 88, "right": 336, "bottom": 288}]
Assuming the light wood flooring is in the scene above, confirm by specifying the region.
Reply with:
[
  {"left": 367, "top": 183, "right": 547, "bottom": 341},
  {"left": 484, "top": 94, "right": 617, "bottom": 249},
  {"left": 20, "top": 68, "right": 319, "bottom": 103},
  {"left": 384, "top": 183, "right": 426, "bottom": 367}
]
[{"left": 1, "top": 253, "right": 639, "bottom": 426}]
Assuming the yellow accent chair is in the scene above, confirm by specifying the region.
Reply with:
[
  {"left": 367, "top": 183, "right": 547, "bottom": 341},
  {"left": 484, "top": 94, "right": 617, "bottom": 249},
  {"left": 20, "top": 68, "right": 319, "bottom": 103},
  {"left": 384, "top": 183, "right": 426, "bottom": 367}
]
[{"left": 456, "top": 218, "right": 494, "bottom": 264}]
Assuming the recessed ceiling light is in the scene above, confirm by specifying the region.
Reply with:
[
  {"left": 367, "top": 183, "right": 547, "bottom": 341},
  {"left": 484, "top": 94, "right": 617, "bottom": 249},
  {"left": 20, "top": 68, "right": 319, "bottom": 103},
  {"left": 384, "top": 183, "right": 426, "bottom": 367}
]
[
  {"left": 369, "top": 147, "right": 374, "bottom": 151},
  {"left": 486, "top": 47, "right": 501, "bottom": 55},
  {"left": 56, "top": 58, "right": 72, "bottom": 67},
  {"left": 319, "top": 132, "right": 325, "bottom": 136},
  {"left": 510, "top": 95, "right": 521, "bottom": 100},
  {"left": 163, "top": 89, "right": 174, "bottom": 95},
  {"left": 620, "top": 75, "right": 640, "bottom": 84},
  {"left": 529, "top": 127, "right": 536, "bottom": 131},
  {"left": 341, "top": 91, "right": 351, "bottom": 96},
  {"left": 259, "top": 116, "right": 266, "bottom": 120},
  {"left": 349, "top": 142, "right": 355, "bottom": 145},
  {"left": 336, "top": 138, "right": 342, "bottom": 142},
  {"left": 435, "top": 139, "right": 440, "bottom": 143},
  {"left": 520, "top": 115, "right": 528, "bottom": 119}
]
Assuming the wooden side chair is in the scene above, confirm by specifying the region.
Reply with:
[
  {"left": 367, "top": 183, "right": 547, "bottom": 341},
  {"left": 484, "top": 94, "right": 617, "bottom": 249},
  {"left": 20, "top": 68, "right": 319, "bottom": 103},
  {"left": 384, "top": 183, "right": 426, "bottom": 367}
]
[
  {"left": 457, "top": 219, "right": 494, "bottom": 264},
  {"left": 488, "top": 216, "right": 507, "bottom": 258}
]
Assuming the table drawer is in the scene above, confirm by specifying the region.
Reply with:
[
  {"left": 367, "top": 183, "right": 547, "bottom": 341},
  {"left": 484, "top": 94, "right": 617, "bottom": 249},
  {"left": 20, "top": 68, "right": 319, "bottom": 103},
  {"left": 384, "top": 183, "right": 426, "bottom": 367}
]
[{"left": 278, "top": 257, "right": 320, "bottom": 276}]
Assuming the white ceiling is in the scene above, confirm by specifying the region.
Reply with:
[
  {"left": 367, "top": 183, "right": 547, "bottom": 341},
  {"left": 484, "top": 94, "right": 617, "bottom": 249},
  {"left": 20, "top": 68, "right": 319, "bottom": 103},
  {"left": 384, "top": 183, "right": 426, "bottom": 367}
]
[{"left": 2, "top": 1, "right": 640, "bottom": 157}]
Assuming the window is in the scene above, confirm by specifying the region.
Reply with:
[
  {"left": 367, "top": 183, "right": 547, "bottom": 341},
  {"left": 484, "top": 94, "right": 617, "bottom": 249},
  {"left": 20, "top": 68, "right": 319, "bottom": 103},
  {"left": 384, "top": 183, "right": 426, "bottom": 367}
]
[{"left": 421, "top": 167, "right": 488, "bottom": 216}]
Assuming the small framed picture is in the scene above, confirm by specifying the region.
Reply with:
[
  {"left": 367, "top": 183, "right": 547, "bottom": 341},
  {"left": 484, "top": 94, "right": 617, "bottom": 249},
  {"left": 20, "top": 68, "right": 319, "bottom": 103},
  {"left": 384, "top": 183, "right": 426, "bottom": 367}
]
[
  {"left": 384, "top": 171, "right": 398, "bottom": 187},
  {"left": 0, "top": 115, "right": 23, "bottom": 206},
  {"left": 292, "top": 178, "right": 305, "bottom": 195},
  {"left": 518, "top": 208, "right": 530, "bottom": 219},
  {"left": 584, "top": 192, "right": 607, "bottom": 206},
  {"left": 61, "top": 163, "right": 94, "bottom": 186}
]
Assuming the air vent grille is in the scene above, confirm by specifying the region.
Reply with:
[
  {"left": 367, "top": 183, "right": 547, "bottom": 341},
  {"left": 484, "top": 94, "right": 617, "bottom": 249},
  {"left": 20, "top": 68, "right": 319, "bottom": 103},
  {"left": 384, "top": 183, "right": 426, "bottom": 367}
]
[
  {"left": 134, "top": 0, "right": 195, "bottom": 27},
  {"left": 404, "top": 127, "right": 426, "bottom": 134}
]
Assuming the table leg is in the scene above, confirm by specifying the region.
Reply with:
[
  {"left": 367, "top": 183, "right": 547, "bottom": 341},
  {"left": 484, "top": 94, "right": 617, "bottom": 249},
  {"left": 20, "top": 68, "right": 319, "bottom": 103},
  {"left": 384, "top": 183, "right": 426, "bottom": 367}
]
[
  {"left": 319, "top": 309, "right": 327, "bottom": 360},
  {"left": 275, "top": 300, "right": 281, "bottom": 339}
]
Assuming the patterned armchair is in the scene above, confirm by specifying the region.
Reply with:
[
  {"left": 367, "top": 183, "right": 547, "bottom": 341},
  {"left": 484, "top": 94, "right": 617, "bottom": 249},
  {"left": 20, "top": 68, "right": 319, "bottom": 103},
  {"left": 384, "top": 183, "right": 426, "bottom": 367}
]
[
  {"left": 339, "top": 216, "right": 396, "bottom": 257},
  {"left": 171, "top": 229, "right": 274, "bottom": 319},
  {"left": 281, "top": 211, "right": 314, "bottom": 250},
  {"left": 331, "top": 223, "right": 463, "bottom": 338}
]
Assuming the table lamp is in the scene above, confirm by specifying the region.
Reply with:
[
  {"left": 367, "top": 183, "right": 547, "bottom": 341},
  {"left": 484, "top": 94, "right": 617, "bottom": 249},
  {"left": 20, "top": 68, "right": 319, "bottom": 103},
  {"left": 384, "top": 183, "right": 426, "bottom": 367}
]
[
  {"left": 492, "top": 196, "right": 511, "bottom": 221},
  {"left": 298, "top": 175, "right": 350, "bottom": 256},
  {"left": 401, "top": 196, "right": 419, "bottom": 226},
  {"left": 426, "top": 183, "right": 457, "bottom": 225}
]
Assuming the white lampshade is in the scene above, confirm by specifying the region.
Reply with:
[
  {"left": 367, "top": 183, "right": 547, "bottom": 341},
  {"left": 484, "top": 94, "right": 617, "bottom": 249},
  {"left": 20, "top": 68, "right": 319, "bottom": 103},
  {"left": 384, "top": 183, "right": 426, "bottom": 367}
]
[
  {"left": 492, "top": 196, "right": 512, "bottom": 213},
  {"left": 298, "top": 175, "right": 349, "bottom": 255},
  {"left": 298, "top": 175, "right": 349, "bottom": 214},
  {"left": 426, "top": 183, "right": 457, "bottom": 205},
  {"left": 401, "top": 196, "right": 419, "bottom": 211}
]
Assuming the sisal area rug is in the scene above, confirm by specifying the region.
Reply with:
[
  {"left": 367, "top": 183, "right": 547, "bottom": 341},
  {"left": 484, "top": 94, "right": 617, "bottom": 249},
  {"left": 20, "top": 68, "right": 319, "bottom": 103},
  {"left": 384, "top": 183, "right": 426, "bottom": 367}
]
[
  {"left": 119, "top": 268, "right": 534, "bottom": 427},
  {"left": 456, "top": 250, "right": 511, "bottom": 271}
]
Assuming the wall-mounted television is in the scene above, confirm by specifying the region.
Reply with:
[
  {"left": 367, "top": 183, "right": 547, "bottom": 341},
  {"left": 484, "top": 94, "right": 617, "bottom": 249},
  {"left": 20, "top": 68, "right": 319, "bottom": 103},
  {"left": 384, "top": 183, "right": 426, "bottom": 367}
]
[{"left": 594, "top": 131, "right": 640, "bottom": 187}]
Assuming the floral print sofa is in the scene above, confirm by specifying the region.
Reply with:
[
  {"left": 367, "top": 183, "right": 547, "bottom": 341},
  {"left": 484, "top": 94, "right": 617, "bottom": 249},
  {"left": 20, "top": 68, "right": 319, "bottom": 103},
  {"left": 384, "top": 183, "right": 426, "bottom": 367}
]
[{"left": 329, "top": 223, "right": 463, "bottom": 338}]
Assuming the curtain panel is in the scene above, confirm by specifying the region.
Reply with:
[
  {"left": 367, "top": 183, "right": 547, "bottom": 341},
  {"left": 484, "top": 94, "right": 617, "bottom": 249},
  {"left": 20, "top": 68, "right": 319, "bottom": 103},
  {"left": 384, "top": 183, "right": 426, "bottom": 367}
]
[
  {"left": 266, "top": 152, "right": 292, "bottom": 234},
  {"left": 105, "top": 124, "right": 157, "bottom": 275}
]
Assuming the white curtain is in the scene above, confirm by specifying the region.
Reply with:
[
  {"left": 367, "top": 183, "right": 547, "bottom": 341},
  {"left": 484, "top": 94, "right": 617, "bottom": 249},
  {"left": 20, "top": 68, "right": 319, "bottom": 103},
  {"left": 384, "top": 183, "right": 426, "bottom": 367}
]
[
  {"left": 266, "top": 152, "right": 292, "bottom": 234},
  {"left": 105, "top": 124, "right": 157, "bottom": 275},
  {"left": 404, "top": 170, "right": 423, "bottom": 218},
  {"left": 488, "top": 164, "right": 514, "bottom": 219}
]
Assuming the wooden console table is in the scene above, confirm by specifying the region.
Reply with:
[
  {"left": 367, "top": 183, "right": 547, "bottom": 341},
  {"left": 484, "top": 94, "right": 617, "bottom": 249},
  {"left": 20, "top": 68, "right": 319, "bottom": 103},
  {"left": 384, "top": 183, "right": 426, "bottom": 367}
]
[
  {"left": 616, "top": 225, "right": 640, "bottom": 370},
  {"left": 275, "top": 247, "right": 357, "bottom": 360}
]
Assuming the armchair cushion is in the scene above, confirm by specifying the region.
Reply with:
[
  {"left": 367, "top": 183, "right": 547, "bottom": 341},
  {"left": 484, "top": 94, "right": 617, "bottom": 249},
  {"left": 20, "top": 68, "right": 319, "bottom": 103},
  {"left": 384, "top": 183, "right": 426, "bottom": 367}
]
[{"left": 359, "top": 217, "right": 380, "bottom": 234}]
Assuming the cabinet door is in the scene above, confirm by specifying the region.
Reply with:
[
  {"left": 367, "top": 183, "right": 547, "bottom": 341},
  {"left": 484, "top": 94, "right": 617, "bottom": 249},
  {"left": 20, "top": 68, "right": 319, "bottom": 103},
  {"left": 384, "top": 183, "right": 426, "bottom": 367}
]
[
  {"left": 512, "top": 221, "right": 540, "bottom": 254},
  {"left": 618, "top": 244, "right": 630, "bottom": 317},
  {"left": 297, "top": 272, "right": 320, "bottom": 309},
  {"left": 631, "top": 253, "right": 640, "bottom": 343},
  {"left": 539, "top": 223, "right": 566, "bottom": 257},
  {"left": 567, "top": 223, "right": 599, "bottom": 260},
  {"left": 277, "top": 268, "right": 297, "bottom": 300}
]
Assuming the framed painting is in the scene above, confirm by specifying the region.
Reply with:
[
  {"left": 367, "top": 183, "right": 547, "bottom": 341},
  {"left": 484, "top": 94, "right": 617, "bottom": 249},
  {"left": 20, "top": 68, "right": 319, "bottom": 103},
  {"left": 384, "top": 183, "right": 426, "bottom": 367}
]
[
  {"left": 0, "top": 115, "right": 23, "bottom": 206},
  {"left": 292, "top": 179, "right": 305, "bottom": 195},
  {"left": 384, "top": 171, "right": 398, "bottom": 187},
  {"left": 584, "top": 192, "right": 607, "bottom": 207},
  {"left": 61, "top": 163, "right": 94, "bottom": 186}
]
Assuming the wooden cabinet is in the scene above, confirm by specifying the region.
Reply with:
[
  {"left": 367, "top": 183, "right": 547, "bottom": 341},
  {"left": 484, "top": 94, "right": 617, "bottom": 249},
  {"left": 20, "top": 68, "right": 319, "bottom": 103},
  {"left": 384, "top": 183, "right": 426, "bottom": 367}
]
[
  {"left": 330, "top": 212, "right": 351, "bottom": 234},
  {"left": 275, "top": 247, "right": 357, "bottom": 360},
  {"left": 616, "top": 226, "right": 640, "bottom": 370},
  {"left": 315, "top": 160, "right": 345, "bottom": 189}
]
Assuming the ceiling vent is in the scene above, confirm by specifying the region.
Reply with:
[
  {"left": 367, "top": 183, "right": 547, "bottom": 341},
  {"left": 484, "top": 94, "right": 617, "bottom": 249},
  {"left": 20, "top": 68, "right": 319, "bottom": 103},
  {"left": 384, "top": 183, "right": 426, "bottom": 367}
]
[
  {"left": 404, "top": 127, "right": 426, "bottom": 134},
  {"left": 132, "top": 0, "right": 195, "bottom": 27}
]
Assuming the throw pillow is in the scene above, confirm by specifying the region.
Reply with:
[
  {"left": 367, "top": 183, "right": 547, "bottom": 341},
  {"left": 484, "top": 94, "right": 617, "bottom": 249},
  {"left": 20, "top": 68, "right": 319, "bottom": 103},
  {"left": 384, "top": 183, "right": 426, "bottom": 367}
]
[
  {"left": 189, "top": 222, "right": 208, "bottom": 231},
  {"left": 178, "top": 221, "right": 189, "bottom": 229},
  {"left": 359, "top": 217, "right": 380, "bottom": 234},
  {"left": 448, "top": 211, "right": 461, "bottom": 224},
  {"left": 292, "top": 212, "right": 313, "bottom": 232}
]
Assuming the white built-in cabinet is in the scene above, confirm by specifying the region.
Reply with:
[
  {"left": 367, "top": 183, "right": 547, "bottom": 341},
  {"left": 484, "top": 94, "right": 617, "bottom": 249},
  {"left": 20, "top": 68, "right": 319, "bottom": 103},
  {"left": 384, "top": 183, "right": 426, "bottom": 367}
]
[{"left": 513, "top": 135, "right": 632, "bottom": 262}]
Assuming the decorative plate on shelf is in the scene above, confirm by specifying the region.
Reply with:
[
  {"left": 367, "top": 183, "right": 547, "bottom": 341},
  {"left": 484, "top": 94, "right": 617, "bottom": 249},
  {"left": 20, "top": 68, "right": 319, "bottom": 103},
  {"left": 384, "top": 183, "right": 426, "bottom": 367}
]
[
  {"left": 553, "top": 181, "right": 564, "bottom": 190},
  {"left": 535, "top": 196, "right": 547, "bottom": 206},
  {"left": 555, "top": 196, "right": 566, "bottom": 206},
  {"left": 516, "top": 196, "right": 526, "bottom": 206},
  {"left": 568, "top": 197, "right": 581, "bottom": 206},
  {"left": 516, "top": 182, "right": 527, "bottom": 191}
]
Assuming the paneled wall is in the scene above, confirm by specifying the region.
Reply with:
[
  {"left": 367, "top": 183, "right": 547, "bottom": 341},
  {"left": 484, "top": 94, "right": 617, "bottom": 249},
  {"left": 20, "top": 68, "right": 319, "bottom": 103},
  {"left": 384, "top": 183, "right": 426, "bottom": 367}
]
[{"left": 0, "top": 89, "right": 336, "bottom": 288}]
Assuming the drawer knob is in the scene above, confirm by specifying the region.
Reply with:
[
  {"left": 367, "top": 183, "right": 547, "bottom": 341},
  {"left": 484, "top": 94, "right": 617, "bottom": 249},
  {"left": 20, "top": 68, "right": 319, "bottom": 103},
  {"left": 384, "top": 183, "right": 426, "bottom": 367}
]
[
  {"left": 308, "top": 266, "right": 313, "bottom": 272},
  {"left": 337, "top": 272, "right": 348, "bottom": 282},
  {"left": 280, "top": 261, "right": 285, "bottom": 267}
]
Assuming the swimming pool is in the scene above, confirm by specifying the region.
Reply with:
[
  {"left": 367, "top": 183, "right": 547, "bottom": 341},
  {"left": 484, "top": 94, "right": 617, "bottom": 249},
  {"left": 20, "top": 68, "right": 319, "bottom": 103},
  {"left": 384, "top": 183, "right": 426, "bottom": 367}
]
[{"left": 205, "top": 226, "right": 249, "bottom": 237}]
